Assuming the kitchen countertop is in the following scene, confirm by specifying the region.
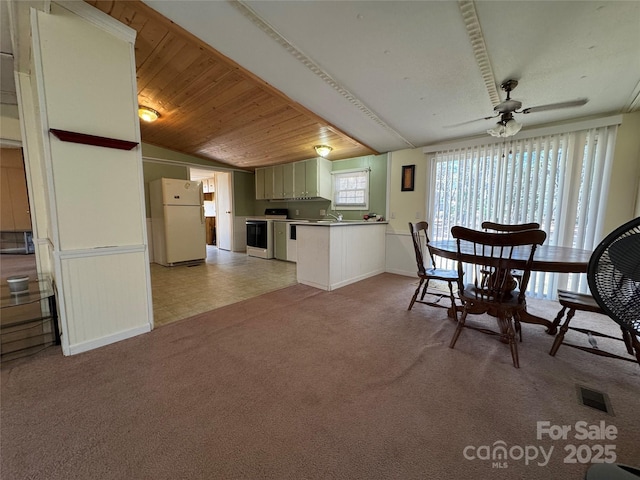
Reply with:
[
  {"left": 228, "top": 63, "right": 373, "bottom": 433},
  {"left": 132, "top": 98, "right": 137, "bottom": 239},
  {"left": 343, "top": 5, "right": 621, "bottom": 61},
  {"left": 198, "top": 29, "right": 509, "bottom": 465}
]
[{"left": 293, "top": 220, "right": 388, "bottom": 226}]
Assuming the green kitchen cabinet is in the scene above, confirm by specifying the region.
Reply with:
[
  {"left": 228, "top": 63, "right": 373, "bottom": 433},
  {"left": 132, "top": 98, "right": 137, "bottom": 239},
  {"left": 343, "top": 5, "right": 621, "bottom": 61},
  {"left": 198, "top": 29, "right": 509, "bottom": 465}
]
[
  {"left": 255, "top": 168, "right": 265, "bottom": 200},
  {"left": 274, "top": 221, "right": 287, "bottom": 260},
  {"left": 263, "top": 166, "right": 274, "bottom": 199},
  {"left": 256, "top": 157, "right": 330, "bottom": 200}
]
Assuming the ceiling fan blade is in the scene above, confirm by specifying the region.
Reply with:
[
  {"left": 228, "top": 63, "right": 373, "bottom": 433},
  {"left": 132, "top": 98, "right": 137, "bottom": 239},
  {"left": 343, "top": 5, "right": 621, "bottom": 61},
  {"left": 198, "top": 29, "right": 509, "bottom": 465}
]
[
  {"left": 443, "top": 114, "right": 498, "bottom": 128},
  {"left": 521, "top": 98, "right": 588, "bottom": 114}
]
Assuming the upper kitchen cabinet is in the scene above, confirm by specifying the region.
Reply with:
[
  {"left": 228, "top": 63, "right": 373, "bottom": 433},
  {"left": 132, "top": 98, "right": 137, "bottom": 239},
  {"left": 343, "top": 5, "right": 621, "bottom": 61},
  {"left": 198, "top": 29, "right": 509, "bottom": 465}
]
[
  {"left": 255, "top": 157, "right": 331, "bottom": 200},
  {"left": 283, "top": 163, "right": 294, "bottom": 198},
  {"left": 264, "top": 166, "right": 275, "bottom": 199},
  {"left": 202, "top": 177, "right": 215, "bottom": 193},
  {"left": 272, "top": 165, "right": 283, "bottom": 199},
  {"left": 294, "top": 158, "right": 331, "bottom": 199},
  {"left": 271, "top": 163, "right": 295, "bottom": 199},
  {"left": 255, "top": 168, "right": 266, "bottom": 200}
]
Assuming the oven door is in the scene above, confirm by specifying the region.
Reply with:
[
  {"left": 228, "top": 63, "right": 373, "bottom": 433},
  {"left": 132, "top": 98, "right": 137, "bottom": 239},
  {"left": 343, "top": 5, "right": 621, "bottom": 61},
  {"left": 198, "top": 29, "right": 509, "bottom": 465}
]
[{"left": 246, "top": 220, "right": 273, "bottom": 258}]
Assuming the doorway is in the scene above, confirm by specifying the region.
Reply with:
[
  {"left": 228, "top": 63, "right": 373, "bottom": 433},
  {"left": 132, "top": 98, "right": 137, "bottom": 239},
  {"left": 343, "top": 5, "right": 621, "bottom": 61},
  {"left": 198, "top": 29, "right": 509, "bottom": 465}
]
[
  {"left": 1, "top": 146, "right": 50, "bottom": 360},
  {"left": 189, "top": 167, "right": 233, "bottom": 252}
]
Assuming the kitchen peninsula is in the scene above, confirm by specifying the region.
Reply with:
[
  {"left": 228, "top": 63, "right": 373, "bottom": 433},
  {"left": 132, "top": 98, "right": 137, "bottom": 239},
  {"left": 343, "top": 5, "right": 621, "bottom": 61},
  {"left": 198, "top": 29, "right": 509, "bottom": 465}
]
[{"left": 294, "top": 221, "right": 387, "bottom": 291}]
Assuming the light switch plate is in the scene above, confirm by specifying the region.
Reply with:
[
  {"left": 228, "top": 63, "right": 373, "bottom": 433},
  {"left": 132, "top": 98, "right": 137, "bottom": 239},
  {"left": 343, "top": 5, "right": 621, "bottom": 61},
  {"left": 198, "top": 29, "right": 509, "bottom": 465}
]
[{"left": 320, "top": 209, "right": 326, "bottom": 216}]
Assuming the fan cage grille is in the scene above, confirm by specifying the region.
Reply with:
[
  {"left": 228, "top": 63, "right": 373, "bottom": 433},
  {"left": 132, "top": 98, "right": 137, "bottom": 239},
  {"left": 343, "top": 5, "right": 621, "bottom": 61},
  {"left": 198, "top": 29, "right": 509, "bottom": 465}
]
[{"left": 588, "top": 218, "right": 640, "bottom": 334}]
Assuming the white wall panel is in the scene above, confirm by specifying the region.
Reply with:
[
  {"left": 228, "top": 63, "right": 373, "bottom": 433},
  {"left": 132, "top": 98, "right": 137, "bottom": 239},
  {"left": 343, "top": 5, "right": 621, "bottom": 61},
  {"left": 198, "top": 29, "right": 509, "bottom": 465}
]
[
  {"left": 60, "top": 250, "right": 151, "bottom": 351},
  {"left": 297, "top": 224, "right": 385, "bottom": 291},
  {"left": 50, "top": 139, "right": 144, "bottom": 250},
  {"left": 37, "top": 3, "right": 137, "bottom": 141}
]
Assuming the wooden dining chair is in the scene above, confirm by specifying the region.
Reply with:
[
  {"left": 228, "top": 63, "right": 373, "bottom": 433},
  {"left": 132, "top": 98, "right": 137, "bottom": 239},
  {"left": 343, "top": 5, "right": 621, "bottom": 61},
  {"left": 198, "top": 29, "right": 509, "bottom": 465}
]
[
  {"left": 549, "top": 217, "right": 640, "bottom": 365},
  {"left": 407, "top": 222, "right": 459, "bottom": 318},
  {"left": 449, "top": 226, "right": 547, "bottom": 368},
  {"left": 482, "top": 221, "right": 541, "bottom": 290},
  {"left": 481, "top": 221, "right": 541, "bottom": 233},
  {"left": 548, "top": 289, "right": 638, "bottom": 360}
]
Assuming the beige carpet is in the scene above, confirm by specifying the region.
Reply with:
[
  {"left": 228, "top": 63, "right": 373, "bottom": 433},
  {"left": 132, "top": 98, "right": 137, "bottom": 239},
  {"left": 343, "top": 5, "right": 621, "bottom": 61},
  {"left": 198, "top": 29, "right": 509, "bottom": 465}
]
[{"left": 1, "top": 273, "right": 639, "bottom": 479}]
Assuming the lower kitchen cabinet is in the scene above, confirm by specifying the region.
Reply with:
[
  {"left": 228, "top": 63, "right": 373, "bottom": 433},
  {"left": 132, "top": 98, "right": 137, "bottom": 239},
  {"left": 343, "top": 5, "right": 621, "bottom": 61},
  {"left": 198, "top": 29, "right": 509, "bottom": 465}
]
[
  {"left": 274, "top": 221, "right": 287, "bottom": 260},
  {"left": 295, "top": 222, "right": 387, "bottom": 291}
]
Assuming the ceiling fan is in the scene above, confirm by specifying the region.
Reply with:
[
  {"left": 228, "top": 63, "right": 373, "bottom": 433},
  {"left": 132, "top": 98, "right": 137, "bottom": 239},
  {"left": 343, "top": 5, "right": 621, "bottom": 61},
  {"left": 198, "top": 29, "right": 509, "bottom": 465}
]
[{"left": 453, "top": 79, "right": 588, "bottom": 138}]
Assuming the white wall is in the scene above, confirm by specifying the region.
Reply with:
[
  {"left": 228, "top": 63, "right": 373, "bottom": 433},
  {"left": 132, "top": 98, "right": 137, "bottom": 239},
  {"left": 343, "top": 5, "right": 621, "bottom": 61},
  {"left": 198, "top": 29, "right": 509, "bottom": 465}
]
[
  {"left": 606, "top": 111, "right": 640, "bottom": 227},
  {"left": 385, "top": 148, "right": 429, "bottom": 277}
]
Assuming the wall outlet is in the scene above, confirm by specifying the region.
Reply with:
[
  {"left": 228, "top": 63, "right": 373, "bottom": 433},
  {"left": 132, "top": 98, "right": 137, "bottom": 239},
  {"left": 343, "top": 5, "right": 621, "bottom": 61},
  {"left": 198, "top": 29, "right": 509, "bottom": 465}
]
[
  {"left": 391, "top": 212, "right": 396, "bottom": 219},
  {"left": 295, "top": 209, "right": 299, "bottom": 215},
  {"left": 320, "top": 209, "right": 326, "bottom": 216},
  {"left": 415, "top": 212, "right": 420, "bottom": 219}
]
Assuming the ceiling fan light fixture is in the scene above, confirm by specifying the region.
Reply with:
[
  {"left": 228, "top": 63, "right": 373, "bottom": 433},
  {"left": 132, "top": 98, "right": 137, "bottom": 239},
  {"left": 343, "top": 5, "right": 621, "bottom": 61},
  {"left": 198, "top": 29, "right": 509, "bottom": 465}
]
[
  {"left": 487, "top": 118, "right": 522, "bottom": 138},
  {"left": 314, "top": 145, "right": 333, "bottom": 157},
  {"left": 504, "top": 118, "right": 522, "bottom": 136},
  {"left": 487, "top": 124, "right": 506, "bottom": 137},
  {"left": 138, "top": 105, "right": 160, "bottom": 123}
]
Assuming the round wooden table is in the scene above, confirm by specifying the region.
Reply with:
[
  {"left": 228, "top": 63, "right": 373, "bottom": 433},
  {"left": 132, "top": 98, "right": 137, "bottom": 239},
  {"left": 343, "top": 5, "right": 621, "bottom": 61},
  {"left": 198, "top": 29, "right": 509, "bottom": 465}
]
[{"left": 428, "top": 239, "right": 593, "bottom": 333}]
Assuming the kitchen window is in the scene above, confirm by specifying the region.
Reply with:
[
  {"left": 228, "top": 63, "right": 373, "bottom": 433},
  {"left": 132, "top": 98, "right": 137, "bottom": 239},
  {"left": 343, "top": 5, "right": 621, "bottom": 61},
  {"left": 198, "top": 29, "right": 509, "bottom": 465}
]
[{"left": 332, "top": 169, "right": 369, "bottom": 209}]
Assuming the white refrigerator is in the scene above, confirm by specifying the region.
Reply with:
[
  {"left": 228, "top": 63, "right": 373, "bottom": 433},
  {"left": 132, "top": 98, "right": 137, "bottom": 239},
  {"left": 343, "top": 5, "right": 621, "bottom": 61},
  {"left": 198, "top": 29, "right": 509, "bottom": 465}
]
[{"left": 150, "top": 178, "right": 206, "bottom": 266}]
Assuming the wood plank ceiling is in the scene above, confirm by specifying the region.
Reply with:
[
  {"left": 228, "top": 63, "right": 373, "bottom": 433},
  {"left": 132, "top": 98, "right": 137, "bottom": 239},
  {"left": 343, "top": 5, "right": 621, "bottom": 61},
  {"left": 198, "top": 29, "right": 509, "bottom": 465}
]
[{"left": 86, "top": 0, "right": 377, "bottom": 170}]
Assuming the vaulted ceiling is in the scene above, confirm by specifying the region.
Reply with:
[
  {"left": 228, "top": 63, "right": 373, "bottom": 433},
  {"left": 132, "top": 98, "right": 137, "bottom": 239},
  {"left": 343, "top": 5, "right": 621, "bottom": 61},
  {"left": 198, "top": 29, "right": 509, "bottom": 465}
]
[
  {"left": 3, "top": 1, "right": 640, "bottom": 170},
  {"left": 86, "top": 0, "right": 377, "bottom": 169}
]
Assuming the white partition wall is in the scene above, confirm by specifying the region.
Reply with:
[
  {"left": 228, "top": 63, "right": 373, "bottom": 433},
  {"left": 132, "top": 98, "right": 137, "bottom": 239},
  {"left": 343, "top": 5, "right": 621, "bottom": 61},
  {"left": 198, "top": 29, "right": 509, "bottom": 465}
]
[{"left": 29, "top": 2, "right": 153, "bottom": 355}]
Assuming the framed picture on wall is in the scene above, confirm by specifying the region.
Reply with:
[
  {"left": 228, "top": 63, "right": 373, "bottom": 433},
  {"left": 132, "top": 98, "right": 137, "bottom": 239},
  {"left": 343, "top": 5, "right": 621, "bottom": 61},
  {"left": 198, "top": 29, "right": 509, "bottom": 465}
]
[{"left": 401, "top": 165, "right": 415, "bottom": 192}]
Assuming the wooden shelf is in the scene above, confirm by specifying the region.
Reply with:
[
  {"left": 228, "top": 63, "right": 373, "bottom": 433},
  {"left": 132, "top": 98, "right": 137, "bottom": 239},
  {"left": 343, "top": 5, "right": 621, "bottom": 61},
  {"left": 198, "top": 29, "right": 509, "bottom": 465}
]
[{"left": 49, "top": 129, "right": 138, "bottom": 151}]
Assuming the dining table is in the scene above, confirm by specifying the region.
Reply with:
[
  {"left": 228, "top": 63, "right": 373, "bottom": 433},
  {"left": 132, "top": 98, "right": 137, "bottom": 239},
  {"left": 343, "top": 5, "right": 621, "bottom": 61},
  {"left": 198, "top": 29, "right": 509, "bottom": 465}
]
[{"left": 428, "top": 239, "right": 593, "bottom": 334}]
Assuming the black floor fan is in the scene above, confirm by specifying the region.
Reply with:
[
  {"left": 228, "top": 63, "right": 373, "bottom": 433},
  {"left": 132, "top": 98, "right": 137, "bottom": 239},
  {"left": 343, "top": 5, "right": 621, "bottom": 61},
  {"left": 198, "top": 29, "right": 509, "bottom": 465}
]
[
  {"left": 584, "top": 217, "right": 640, "bottom": 480},
  {"left": 588, "top": 216, "right": 640, "bottom": 364}
]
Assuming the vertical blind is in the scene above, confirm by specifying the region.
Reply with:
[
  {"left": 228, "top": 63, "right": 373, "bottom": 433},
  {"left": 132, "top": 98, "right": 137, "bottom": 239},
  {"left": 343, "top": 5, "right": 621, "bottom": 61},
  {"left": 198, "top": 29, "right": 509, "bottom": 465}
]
[{"left": 429, "top": 125, "right": 618, "bottom": 299}]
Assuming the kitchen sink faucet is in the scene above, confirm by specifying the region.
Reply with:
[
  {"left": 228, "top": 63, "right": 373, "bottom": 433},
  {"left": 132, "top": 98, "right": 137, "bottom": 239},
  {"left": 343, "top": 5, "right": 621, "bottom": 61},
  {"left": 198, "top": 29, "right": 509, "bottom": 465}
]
[{"left": 326, "top": 212, "right": 343, "bottom": 222}]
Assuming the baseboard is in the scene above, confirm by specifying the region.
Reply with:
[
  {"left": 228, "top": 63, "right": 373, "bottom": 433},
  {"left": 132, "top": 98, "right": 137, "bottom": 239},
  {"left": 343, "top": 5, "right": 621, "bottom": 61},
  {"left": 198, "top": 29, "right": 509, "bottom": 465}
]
[
  {"left": 66, "top": 323, "right": 151, "bottom": 356},
  {"left": 384, "top": 268, "right": 414, "bottom": 277}
]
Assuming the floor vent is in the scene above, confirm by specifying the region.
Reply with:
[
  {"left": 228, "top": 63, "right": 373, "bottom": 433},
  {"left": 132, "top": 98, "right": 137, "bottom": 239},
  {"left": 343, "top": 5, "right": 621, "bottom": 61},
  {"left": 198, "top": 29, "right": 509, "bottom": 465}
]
[{"left": 577, "top": 385, "right": 613, "bottom": 415}]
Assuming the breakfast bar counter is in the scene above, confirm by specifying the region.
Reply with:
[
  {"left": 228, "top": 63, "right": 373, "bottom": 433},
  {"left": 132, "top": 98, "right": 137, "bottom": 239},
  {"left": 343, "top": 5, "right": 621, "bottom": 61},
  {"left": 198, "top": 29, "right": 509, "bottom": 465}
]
[{"left": 294, "top": 221, "right": 387, "bottom": 291}]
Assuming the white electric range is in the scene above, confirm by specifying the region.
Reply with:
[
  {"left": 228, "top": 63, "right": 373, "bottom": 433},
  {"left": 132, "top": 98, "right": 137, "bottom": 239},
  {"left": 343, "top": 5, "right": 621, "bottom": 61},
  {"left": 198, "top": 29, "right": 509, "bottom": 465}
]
[{"left": 245, "top": 208, "right": 289, "bottom": 259}]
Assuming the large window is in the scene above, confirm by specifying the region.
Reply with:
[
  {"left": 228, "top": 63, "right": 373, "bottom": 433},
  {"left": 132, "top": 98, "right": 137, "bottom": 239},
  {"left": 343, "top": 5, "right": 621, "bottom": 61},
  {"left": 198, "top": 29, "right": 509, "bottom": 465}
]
[
  {"left": 333, "top": 169, "right": 369, "bottom": 209},
  {"left": 429, "top": 124, "right": 619, "bottom": 299}
]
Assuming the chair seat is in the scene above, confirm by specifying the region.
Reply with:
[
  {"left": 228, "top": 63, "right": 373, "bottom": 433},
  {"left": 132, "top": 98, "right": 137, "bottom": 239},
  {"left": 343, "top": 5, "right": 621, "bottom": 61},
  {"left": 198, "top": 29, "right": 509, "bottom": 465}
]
[
  {"left": 459, "top": 284, "right": 523, "bottom": 307},
  {"left": 423, "top": 267, "right": 459, "bottom": 281},
  {"left": 557, "top": 289, "right": 603, "bottom": 313},
  {"left": 550, "top": 289, "right": 639, "bottom": 364}
]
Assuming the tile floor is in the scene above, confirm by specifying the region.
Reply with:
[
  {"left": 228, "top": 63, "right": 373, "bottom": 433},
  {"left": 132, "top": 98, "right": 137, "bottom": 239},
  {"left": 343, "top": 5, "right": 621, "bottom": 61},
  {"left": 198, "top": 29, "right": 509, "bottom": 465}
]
[
  {"left": 1, "top": 247, "right": 298, "bottom": 329},
  {"left": 151, "top": 246, "right": 298, "bottom": 327}
]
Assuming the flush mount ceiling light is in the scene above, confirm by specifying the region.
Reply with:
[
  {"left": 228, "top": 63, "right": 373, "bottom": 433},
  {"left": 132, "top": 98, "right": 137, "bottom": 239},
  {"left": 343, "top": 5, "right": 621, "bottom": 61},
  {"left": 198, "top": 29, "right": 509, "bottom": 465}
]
[
  {"left": 314, "top": 145, "right": 333, "bottom": 157},
  {"left": 487, "top": 113, "right": 522, "bottom": 138},
  {"left": 138, "top": 106, "right": 160, "bottom": 123}
]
